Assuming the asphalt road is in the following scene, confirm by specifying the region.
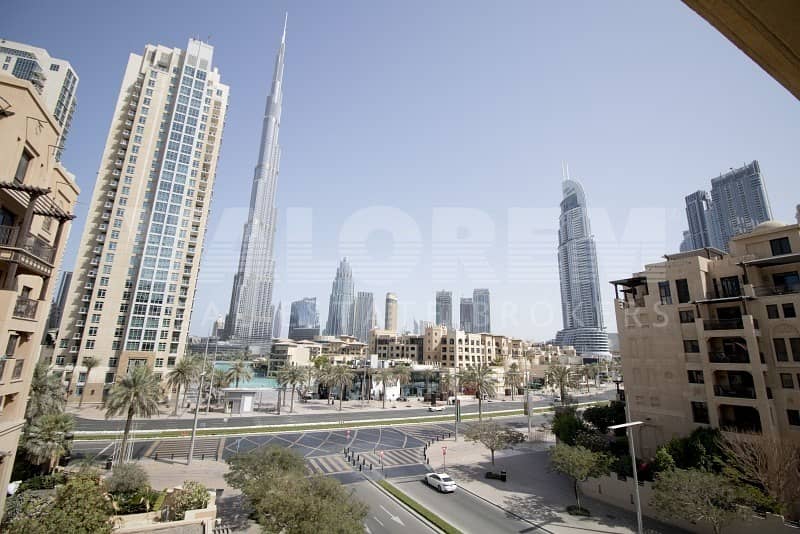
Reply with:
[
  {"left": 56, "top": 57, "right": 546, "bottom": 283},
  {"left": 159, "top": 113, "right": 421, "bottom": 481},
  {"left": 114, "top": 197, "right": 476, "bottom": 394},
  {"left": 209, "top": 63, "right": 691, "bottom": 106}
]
[
  {"left": 74, "top": 390, "right": 614, "bottom": 432},
  {"left": 391, "top": 475, "right": 544, "bottom": 533},
  {"left": 348, "top": 479, "right": 438, "bottom": 534}
]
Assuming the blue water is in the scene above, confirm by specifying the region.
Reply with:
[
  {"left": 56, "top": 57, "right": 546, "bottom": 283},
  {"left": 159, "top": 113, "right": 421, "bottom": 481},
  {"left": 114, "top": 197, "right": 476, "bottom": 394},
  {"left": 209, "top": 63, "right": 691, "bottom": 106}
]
[{"left": 214, "top": 362, "right": 278, "bottom": 388}]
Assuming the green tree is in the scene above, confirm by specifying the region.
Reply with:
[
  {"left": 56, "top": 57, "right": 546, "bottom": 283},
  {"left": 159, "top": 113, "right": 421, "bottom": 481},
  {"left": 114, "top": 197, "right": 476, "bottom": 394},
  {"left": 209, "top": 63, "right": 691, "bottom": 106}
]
[
  {"left": 465, "top": 420, "right": 525, "bottom": 465},
  {"left": 653, "top": 447, "right": 676, "bottom": 473},
  {"left": 373, "top": 368, "right": 394, "bottom": 409},
  {"left": 551, "top": 407, "right": 587, "bottom": 445},
  {"left": 78, "top": 356, "right": 99, "bottom": 408},
  {"left": 225, "top": 445, "right": 307, "bottom": 495},
  {"left": 22, "top": 413, "right": 74, "bottom": 473},
  {"left": 460, "top": 364, "right": 496, "bottom": 420},
  {"left": 26, "top": 362, "right": 66, "bottom": 420},
  {"left": 651, "top": 468, "right": 747, "bottom": 534},
  {"left": 167, "top": 357, "right": 197, "bottom": 415},
  {"left": 391, "top": 365, "right": 412, "bottom": 393},
  {"left": 105, "top": 462, "right": 150, "bottom": 495},
  {"left": 550, "top": 443, "right": 611, "bottom": 514},
  {"left": 104, "top": 365, "right": 162, "bottom": 462},
  {"left": 321, "top": 365, "right": 355, "bottom": 411},
  {"left": 545, "top": 364, "right": 574, "bottom": 404},
  {"left": 277, "top": 365, "right": 306, "bottom": 413},
  {"left": 6, "top": 471, "right": 114, "bottom": 534},
  {"left": 171, "top": 480, "right": 209, "bottom": 520},
  {"left": 208, "top": 368, "right": 231, "bottom": 408},
  {"left": 226, "top": 359, "right": 253, "bottom": 388},
  {"left": 504, "top": 363, "right": 522, "bottom": 401},
  {"left": 582, "top": 401, "right": 626, "bottom": 433}
]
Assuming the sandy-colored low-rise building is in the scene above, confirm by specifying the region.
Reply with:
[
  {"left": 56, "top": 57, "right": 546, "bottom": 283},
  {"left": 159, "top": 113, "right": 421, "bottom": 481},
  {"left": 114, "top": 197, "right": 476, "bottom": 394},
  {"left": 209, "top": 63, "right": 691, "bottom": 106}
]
[
  {"left": 0, "top": 74, "right": 79, "bottom": 512},
  {"left": 612, "top": 220, "right": 800, "bottom": 456}
]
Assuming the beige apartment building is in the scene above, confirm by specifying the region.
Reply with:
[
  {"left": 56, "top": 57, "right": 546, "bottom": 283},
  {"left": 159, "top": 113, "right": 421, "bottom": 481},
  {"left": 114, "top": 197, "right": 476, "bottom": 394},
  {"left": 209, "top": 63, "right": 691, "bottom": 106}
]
[
  {"left": 422, "top": 325, "right": 513, "bottom": 368},
  {"left": 369, "top": 328, "right": 424, "bottom": 364},
  {"left": 0, "top": 75, "right": 79, "bottom": 512},
  {"left": 52, "top": 40, "right": 228, "bottom": 404},
  {"left": 613, "top": 220, "right": 800, "bottom": 456}
]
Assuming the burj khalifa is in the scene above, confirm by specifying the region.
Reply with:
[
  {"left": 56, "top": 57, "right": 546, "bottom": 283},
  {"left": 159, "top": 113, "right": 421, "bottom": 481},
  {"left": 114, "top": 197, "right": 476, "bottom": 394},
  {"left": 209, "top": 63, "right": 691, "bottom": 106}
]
[{"left": 225, "top": 16, "right": 287, "bottom": 353}]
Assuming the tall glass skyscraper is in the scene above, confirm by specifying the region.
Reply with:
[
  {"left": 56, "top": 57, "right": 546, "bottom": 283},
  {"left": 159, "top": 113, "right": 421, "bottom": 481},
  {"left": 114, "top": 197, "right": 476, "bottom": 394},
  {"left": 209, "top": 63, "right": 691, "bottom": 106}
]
[
  {"left": 288, "top": 297, "right": 319, "bottom": 341},
  {"left": 459, "top": 297, "right": 473, "bottom": 332},
  {"left": 225, "top": 18, "right": 287, "bottom": 353},
  {"left": 325, "top": 258, "right": 354, "bottom": 336},
  {"left": 473, "top": 288, "right": 491, "bottom": 333},
  {"left": 352, "top": 291, "right": 376, "bottom": 342},
  {"left": 554, "top": 180, "right": 610, "bottom": 357},
  {"left": 435, "top": 290, "right": 453, "bottom": 329}
]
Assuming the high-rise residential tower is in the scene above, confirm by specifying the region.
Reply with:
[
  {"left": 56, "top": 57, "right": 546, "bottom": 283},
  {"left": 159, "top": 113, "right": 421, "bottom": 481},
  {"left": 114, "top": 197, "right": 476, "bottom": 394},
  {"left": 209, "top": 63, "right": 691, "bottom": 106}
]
[
  {"left": 288, "top": 297, "right": 320, "bottom": 341},
  {"left": 435, "top": 290, "right": 453, "bottom": 329},
  {"left": 683, "top": 161, "right": 772, "bottom": 252},
  {"left": 459, "top": 297, "right": 473, "bottom": 332},
  {"left": 225, "top": 18, "right": 287, "bottom": 354},
  {"left": 54, "top": 39, "right": 229, "bottom": 404},
  {"left": 325, "top": 258, "right": 354, "bottom": 336},
  {"left": 352, "top": 291, "right": 376, "bottom": 342},
  {"left": 0, "top": 38, "right": 78, "bottom": 155},
  {"left": 385, "top": 292, "right": 398, "bottom": 332},
  {"left": 473, "top": 288, "right": 491, "bottom": 333},
  {"left": 554, "top": 179, "right": 610, "bottom": 357},
  {"left": 47, "top": 271, "right": 72, "bottom": 330}
]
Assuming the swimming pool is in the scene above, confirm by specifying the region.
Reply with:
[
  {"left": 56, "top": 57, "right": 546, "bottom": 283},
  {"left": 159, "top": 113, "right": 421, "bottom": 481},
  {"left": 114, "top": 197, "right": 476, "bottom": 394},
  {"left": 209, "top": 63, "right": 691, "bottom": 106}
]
[{"left": 213, "top": 362, "right": 278, "bottom": 388}]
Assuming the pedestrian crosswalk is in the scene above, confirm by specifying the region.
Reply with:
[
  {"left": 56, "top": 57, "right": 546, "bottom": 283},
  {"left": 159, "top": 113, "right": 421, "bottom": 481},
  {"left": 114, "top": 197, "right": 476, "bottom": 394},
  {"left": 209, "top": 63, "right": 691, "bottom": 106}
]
[
  {"left": 362, "top": 448, "right": 426, "bottom": 469},
  {"left": 306, "top": 454, "right": 354, "bottom": 474},
  {"left": 306, "top": 447, "right": 427, "bottom": 475}
]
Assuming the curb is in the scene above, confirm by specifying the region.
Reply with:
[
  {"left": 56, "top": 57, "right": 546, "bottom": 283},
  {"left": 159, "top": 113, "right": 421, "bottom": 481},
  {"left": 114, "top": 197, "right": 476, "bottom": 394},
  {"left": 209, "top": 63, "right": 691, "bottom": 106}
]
[{"left": 363, "top": 474, "right": 444, "bottom": 533}]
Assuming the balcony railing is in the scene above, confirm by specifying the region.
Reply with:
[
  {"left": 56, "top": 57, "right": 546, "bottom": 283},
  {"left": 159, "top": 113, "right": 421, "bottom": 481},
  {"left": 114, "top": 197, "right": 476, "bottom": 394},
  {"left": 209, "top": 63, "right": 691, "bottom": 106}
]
[
  {"left": 714, "top": 385, "right": 756, "bottom": 399},
  {"left": 0, "top": 225, "right": 20, "bottom": 246},
  {"left": 709, "top": 351, "right": 750, "bottom": 364},
  {"left": 13, "top": 297, "right": 39, "bottom": 319},
  {"left": 704, "top": 318, "right": 744, "bottom": 330},
  {"left": 20, "top": 234, "right": 55, "bottom": 263},
  {"left": 753, "top": 284, "right": 800, "bottom": 297}
]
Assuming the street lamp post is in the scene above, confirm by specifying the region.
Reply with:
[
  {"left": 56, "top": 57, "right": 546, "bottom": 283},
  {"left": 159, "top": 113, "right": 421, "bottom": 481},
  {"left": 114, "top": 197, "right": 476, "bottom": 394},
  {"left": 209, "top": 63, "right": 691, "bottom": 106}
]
[
  {"left": 609, "top": 414, "right": 644, "bottom": 534},
  {"left": 205, "top": 336, "right": 218, "bottom": 415},
  {"left": 187, "top": 335, "right": 210, "bottom": 465},
  {"left": 453, "top": 370, "right": 459, "bottom": 441}
]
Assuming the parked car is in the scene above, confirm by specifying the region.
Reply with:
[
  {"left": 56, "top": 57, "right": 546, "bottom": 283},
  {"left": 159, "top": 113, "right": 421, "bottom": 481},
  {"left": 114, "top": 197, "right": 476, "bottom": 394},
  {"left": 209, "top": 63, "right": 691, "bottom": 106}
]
[
  {"left": 428, "top": 405, "right": 446, "bottom": 412},
  {"left": 396, "top": 396, "right": 407, "bottom": 402},
  {"left": 424, "top": 472, "right": 457, "bottom": 493}
]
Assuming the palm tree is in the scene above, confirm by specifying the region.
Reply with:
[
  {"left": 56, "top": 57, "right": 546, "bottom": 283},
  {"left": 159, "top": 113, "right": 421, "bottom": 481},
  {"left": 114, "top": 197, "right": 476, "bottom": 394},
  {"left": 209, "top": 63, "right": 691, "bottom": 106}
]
[
  {"left": 545, "top": 364, "right": 574, "bottom": 404},
  {"left": 226, "top": 359, "right": 253, "bottom": 388},
  {"left": 373, "top": 368, "right": 394, "bottom": 409},
  {"left": 322, "top": 365, "right": 355, "bottom": 411},
  {"left": 277, "top": 365, "right": 306, "bottom": 413},
  {"left": 78, "top": 356, "right": 99, "bottom": 408},
  {"left": 460, "top": 364, "right": 496, "bottom": 420},
  {"left": 166, "top": 358, "right": 197, "bottom": 416},
  {"left": 420, "top": 368, "right": 436, "bottom": 403},
  {"left": 439, "top": 371, "right": 453, "bottom": 397},
  {"left": 26, "top": 362, "right": 66, "bottom": 420},
  {"left": 23, "top": 413, "right": 74, "bottom": 473},
  {"left": 391, "top": 365, "right": 412, "bottom": 400},
  {"left": 207, "top": 368, "right": 230, "bottom": 412},
  {"left": 505, "top": 362, "right": 523, "bottom": 401},
  {"left": 104, "top": 365, "right": 162, "bottom": 461}
]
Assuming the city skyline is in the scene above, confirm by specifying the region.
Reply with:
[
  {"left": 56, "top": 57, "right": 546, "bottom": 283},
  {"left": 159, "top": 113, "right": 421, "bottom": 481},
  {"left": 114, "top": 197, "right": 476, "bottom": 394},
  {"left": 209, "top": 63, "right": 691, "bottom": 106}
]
[{"left": 5, "top": 1, "right": 799, "bottom": 341}]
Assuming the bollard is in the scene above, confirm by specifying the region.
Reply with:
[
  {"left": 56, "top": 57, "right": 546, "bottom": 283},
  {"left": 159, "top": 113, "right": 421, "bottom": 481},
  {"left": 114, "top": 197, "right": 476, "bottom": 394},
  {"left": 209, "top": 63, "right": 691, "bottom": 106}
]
[
  {"left": 154, "top": 453, "right": 158, "bottom": 461},
  {"left": 370, "top": 463, "right": 373, "bottom": 470},
  {"left": 171, "top": 454, "right": 174, "bottom": 460},
  {"left": 359, "top": 464, "right": 362, "bottom": 471}
]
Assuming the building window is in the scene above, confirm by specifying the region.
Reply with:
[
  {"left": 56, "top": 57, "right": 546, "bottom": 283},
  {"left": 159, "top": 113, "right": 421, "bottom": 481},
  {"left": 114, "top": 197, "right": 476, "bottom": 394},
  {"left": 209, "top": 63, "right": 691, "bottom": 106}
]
[
  {"left": 720, "top": 276, "right": 741, "bottom": 298},
  {"left": 775, "top": 338, "right": 789, "bottom": 362},
  {"left": 5, "top": 334, "right": 19, "bottom": 357},
  {"left": 658, "top": 281, "right": 672, "bottom": 305},
  {"left": 14, "top": 149, "right": 33, "bottom": 182},
  {"left": 683, "top": 340, "right": 700, "bottom": 353},
  {"left": 105, "top": 373, "right": 115, "bottom": 384},
  {"left": 109, "top": 358, "right": 118, "bottom": 368},
  {"left": 691, "top": 401, "right": 710, "bottom": 424},
  {"left": 679, "top": 310, "right": 695, "bottom": 324},
  {"left": 783, "top": 303, "right": 796, "bottom": 318},
  {"left": 676, "top": 279, "right": 691, "bottom": 303},
  {"left": 788, "top": 410, "right": 800, "bottom": 427},
  {"left": 770, "top": 237, "right": 792, "bottom": 256},
  {"left": 50, "top": 63, "right": 60, "bottom": 71},
  {"left": 766, "top": 305, "right": 779, "bottom": 319},
  {"left": 11, "top": 359, "right": 24, "bottom": 380},
  {"left": 780, "top": 373, "right": 794, "bottom": 389},
  {"left": 687, "top": 370, "right": 704, "bottom": 384},
  {"left": 791, "top": 338, "right": 800, "bottom": 362}
]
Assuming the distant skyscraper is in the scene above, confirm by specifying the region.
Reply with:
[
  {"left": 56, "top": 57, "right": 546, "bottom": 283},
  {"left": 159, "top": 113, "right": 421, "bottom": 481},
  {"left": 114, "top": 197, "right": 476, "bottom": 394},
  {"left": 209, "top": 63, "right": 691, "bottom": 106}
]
[
  {"left": 435, "top": 290, "right": 453, "bottom": 329},
  {"left": 288, "top": 297, "right": 320, "bottom": 341},
  {"left": 385, "top": 292, "right": 398, "bottom": 332},
  {"left": 55, "top": 38, "right": 229, "bottom": 398},
  {"left": 225, "top": 18, "right": 287, "bottom": 353},
  {"left": 684, "top": 161, "right": 772, "bottom": 251},
  {"left": 554, "top": 179, "right": 610, "bottom": 357},
  {"left": 47, "top": 271, "right": 72, "bottom": 330},
  {"left": 272, "top": 301, "right": 282, "bottom": 338},
  {"left": 473, "top": 288, "right": 491, "bottom": 333},
  {"left": 0, "top": 38, "right": 78, "bottom": 155},
  {"left": 459, "top": 298, "right": 473, "bottom": 332},
  {"left": 213, "top": 316, "right": 226, "bottom": 339},
  {"left": 325, "top": 258, "right": 355, "bottom": 336},
  {"left": 679, "top": 230, "right": 692, "bottom": 252},
  {"left": 352, "top": 292, "right": 376, "bottom": 342}
]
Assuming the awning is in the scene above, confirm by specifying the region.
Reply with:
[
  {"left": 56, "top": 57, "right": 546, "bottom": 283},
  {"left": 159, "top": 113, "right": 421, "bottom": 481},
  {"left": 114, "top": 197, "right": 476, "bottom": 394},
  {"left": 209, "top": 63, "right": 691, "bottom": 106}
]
[{"left": 0, "top": 181, "right": 75, "bottom": 221}]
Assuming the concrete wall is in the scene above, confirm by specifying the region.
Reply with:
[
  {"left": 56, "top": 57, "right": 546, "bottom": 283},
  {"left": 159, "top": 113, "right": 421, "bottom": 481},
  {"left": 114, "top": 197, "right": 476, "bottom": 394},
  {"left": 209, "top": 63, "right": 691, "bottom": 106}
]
[{"left": 580, "top": 474, "right": 799, "bottom": 534}]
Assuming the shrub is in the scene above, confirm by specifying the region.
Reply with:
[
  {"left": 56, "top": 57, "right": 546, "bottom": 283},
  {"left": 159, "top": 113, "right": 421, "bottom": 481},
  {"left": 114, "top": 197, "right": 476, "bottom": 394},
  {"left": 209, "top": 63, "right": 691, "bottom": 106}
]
[
  {"left": 575, "top": 429, "right": 609, "bottom": 452},
  {"left": 653, "top": 447, "right": 676, "bottom": 473},
  {"left": 552, "top": 409, "right": 587, "bottom": 446},
  {"left": 106, "top": 463, "right": 150, "bottom": 495},
  {"left": 1, "top": 492, "right": 52, "bottom": 529},
  {"left": 171, "top": 481, "right": 209, "bottom": 520},
  {"left": 582, "top": 401, "right": 626, "bottom": 433},
  {"left": 112, "top": 488, "right": 162, "bottom": 515},
  {"left": 18, "top": 471, "right": 67, "bottom": 491}
]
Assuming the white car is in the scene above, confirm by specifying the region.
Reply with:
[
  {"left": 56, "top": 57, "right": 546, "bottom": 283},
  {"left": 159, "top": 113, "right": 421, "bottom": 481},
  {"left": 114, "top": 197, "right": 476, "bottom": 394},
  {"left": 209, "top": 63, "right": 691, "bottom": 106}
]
[
  {"left": 428, "top": 405, "right": 446, "bottom": 412},
  {"left": 425, "top": 473, "right": 457, "bottom": 492}
]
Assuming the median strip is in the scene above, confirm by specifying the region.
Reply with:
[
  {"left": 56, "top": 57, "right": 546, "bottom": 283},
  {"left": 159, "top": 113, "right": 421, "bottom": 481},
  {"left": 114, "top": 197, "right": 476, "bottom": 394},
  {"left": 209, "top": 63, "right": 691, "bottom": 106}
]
[{"left": 377, "top": 479, "right": 462, "bottom": 534}]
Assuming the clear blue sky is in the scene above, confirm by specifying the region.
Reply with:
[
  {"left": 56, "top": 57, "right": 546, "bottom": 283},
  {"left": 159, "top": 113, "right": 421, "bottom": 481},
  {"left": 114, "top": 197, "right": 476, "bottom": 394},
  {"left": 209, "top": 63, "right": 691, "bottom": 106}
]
[{"left": 3, "top": 1, "right": 798, "bottom": 340}]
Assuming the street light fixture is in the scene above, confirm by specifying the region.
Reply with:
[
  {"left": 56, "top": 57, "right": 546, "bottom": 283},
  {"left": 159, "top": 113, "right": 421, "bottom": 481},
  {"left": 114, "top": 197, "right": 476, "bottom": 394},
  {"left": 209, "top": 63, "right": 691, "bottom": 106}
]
[{"left": 608, "top": 418, "right": 644, "bottom": 534}]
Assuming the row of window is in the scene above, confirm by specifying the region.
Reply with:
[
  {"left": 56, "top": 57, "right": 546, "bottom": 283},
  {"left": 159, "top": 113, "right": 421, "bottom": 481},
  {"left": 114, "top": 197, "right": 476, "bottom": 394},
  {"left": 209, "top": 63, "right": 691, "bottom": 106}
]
[{"left": 766, "top": 303, "right": 796, "bottom": 319}]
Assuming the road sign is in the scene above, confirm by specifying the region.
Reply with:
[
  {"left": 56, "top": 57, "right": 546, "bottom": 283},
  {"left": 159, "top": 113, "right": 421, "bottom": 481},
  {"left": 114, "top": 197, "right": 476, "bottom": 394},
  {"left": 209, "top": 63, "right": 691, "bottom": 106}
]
[
  {"left": 441, "top": 446, "right": 447, "bottom": 455},
  {"left": 379, "top": 450, "right": 384, "bottom": 457}
]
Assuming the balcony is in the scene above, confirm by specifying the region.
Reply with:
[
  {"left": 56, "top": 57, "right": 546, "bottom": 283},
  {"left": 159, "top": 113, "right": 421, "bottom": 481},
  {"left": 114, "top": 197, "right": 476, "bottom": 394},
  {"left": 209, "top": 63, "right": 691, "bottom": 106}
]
[
  {"left": 753, "top": 284, "right": 800, "bottom": 297},
  {"left": 13, "top": 297, "right": 39, "bottom": 319},
  {"left": 713, "top": 385, "right": 756, "bottom": 399},
  {"left": 709, "top": 351, "right": 750, "bottom": 364},
  {"left": 704, "top": 318, "right": 744, "bottom": 330}
]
